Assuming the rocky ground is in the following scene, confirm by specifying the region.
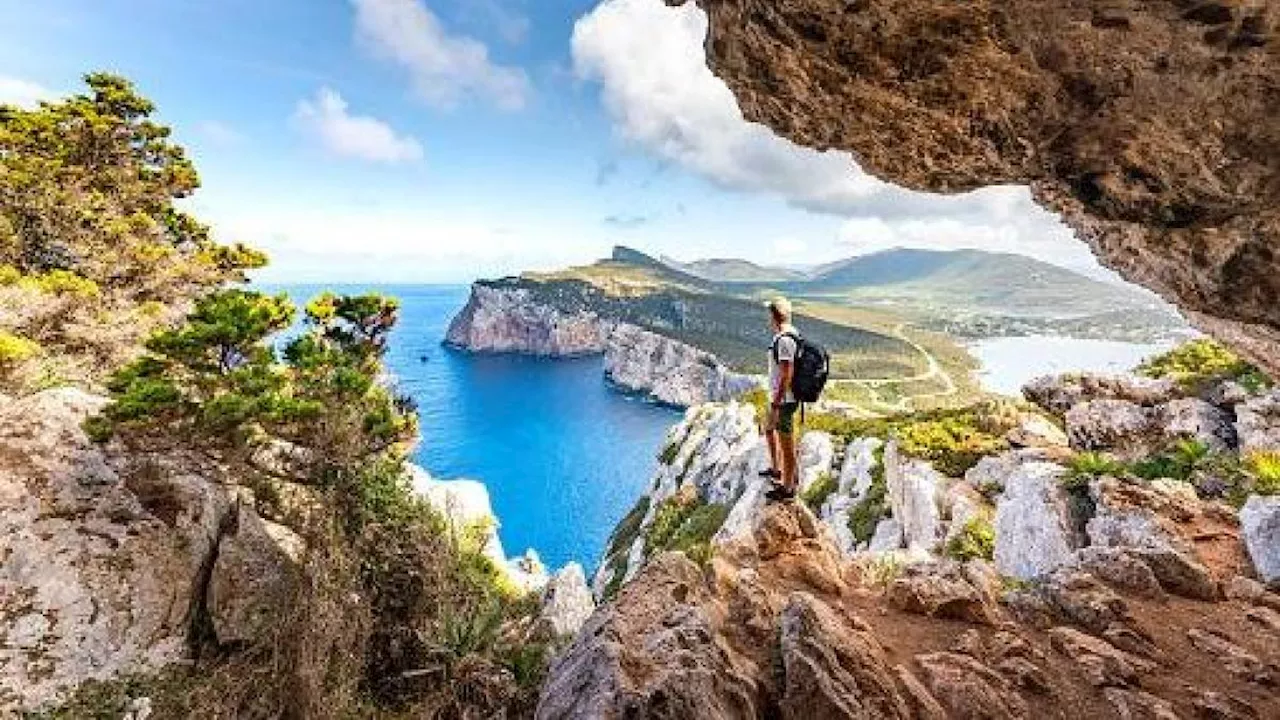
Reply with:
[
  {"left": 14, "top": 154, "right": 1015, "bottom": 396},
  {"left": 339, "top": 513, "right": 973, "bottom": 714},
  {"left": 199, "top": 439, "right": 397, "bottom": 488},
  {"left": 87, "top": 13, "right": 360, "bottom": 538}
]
[{"left": 564, "top": 369, "right": 1280, "bottom": 718}]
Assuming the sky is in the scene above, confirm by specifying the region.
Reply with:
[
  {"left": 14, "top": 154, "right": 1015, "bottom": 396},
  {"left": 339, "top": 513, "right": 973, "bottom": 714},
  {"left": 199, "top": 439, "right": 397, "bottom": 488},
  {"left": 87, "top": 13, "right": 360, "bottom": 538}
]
[{"left": 0, "top": 0, "right": 1107, "bottom": 283}]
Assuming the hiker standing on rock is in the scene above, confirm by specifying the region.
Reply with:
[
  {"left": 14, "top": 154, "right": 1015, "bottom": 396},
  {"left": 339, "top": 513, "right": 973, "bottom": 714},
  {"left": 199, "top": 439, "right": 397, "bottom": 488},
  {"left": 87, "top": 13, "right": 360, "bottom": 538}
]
[
  {"left": 762, "top": 297, "right": 801, "bottom": 502},
  {"left": 760, "top": 296, "right": 831, "bottom": 503}
]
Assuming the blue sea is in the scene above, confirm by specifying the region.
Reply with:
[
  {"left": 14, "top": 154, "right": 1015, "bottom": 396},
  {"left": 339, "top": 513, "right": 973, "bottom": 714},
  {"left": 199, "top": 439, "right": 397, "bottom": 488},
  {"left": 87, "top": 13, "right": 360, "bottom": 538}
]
[{"left": 266, "top": 284, "right": 680, "bottom": 570}]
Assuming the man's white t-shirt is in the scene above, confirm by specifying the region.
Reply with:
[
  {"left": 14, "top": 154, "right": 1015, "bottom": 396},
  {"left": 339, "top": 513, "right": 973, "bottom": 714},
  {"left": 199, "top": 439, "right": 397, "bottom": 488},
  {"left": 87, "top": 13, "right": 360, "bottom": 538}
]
[{"left": 769, "top": 324, "right": 798, "bottom": 404}]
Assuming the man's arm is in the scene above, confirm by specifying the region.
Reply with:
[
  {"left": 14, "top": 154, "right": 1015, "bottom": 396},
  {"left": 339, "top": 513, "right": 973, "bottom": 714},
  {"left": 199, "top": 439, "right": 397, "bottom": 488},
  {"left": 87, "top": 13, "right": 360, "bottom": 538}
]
[{"left": 773, "top": 360, "right": 794, "bottom": 406}]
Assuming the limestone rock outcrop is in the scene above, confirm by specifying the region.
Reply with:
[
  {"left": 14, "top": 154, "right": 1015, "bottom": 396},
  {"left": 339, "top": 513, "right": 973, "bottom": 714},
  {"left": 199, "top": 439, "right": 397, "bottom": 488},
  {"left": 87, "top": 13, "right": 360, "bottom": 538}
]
[
  {"left": 543, "top": 502, "right": 1280, "bottom": 719},
  {"left": 670, "top": 0, "right": 1280, "bottom": 374},
  {"left": 444, "top": 282, "right": 608, "bottom": 357},
  {"left": 603, "top": 323, "right": 760, "bottom": 407},
  {"left": 1241, "top": 495, "right": 1280, "bottom": 586},
  {"left": 409, "top": 467, "right": 550, "bottom": 593},
  {"left": 993, "top": 459, "right": 1080, "bottom": 580},
  {"left": 536, "top": 563, "right": 597, "bottom": 639},
  {"left": 446, "top": 282, "right": 758, "bottom": 406},
  {"left": 0, "top": 389, "right": 302, "bottom": 713}
]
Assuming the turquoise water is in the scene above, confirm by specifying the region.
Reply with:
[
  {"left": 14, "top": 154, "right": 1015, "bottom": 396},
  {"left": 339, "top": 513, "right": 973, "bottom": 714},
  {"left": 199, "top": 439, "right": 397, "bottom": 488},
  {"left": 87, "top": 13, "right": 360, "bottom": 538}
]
[{"left": 267, "top": 285, "right": 680, "bottom": 570}]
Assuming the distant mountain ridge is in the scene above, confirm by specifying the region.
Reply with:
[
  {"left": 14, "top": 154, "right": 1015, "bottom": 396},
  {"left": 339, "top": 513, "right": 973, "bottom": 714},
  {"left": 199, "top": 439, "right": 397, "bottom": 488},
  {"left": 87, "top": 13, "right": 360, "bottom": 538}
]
[
  {"left": 660, "top": 255, "right": 806, "bottom": 283},
  {"left": 649, "top": 246, "right": 1175, "bottom": 322}
]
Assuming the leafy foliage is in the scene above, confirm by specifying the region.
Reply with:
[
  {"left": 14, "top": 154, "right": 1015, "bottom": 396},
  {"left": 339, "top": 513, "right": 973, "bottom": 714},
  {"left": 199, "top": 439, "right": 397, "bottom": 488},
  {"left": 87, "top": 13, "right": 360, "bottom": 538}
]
[
  {"left": 0, "top": 330, "right": 39, "bottom": 366},
  {"left": 86, "top": 289, "right": 416, "bottom": 511},
  {"left": 1129, "top": 439, "right": 1212, "bottom": 482},
  {"left": 1245, "top": 451, "right": 1280, "bottom": 497},
  {"left": 745, "top": 390, "right": 1014, "bottom": 477},
  {"left": 944, "top": 516, "right": 995, "bottom": 561},
  {"left": 1138, "top": 339, "right": 1271, "bottom": 393},
  {"left": 0, "top": 74, "right": 267, "bottom": 391},
  {"left": 801, "top": 471, "right": 837, "bottom": 513},
  {"left": 1064, "top": 451, "right": 1125, "bottom": 488}
]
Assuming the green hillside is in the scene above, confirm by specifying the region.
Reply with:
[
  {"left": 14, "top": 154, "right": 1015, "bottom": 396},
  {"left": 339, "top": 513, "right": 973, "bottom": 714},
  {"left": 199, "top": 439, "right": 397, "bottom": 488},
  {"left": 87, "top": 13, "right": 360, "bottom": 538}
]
[
  {"left": 663, "top": 256, "right": 806, "bottom": 283},
  {"left": 793, "top": 248, "right": 1170, "bottom": 320}
]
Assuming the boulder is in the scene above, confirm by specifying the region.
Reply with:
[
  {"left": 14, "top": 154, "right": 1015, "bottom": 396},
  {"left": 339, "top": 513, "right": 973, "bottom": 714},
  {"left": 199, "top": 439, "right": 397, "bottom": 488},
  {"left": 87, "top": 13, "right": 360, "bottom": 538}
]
[
  {"left": 0, "top": 390, "right": 227, "bottom": 710},
  {"left": 867, "top": 518, "right": 904, "bottom": 553},
  {"left": 1006, "top": 413, "right": 1068, "bottom": 449},
  {"left": 1086, "top": 478, "right": 1220, "bottom": 600},
  {"left": 796, "top": 431, "right": 836, "bottom": 494},
  {"left": 1024, "top": 374, "right": 1178, "bottom": 416},
  {"left": 884, "top": 442, "right": 943, "bottom": 553},
  {"left": 993, "top": 461, "right": 1080, "bottom": 580},
  {"left": 1065, "top": 399, "right": 1157, "bottom": 457},
  {"left": 208, "top": 503, "right": 305, "bottom": 646},
  {"left": 1241, "top": 495, "right": 1280, "bottom": 586},
  {"left": 887, "top": 561, "right": 999, "bottom": 625},
  {"left": 1155, "top": 398, "right": 1236, "bottom": 451},
  {"left": 837, "top": 437, "right": 883, "bottom": 499},
  {"left": 778, "top": 593, "right": 911, "bottom": 719},
  {"left": 1236, "top": 391, "right": 1280, "bottom": 453}
]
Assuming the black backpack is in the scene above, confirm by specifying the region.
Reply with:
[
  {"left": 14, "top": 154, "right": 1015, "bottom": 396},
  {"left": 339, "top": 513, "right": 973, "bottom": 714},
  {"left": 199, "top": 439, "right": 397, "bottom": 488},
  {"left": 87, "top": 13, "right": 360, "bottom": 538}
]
[{"left": 771, "top": 331, "right": 830, "bottom": 403}]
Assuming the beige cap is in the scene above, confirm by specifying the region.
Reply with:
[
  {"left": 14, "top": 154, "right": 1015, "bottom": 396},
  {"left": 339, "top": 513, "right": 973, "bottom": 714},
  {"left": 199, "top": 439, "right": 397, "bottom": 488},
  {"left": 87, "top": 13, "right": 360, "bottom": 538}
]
[{"left": 764, "top": 295, "right": 792, "bottom": 319}]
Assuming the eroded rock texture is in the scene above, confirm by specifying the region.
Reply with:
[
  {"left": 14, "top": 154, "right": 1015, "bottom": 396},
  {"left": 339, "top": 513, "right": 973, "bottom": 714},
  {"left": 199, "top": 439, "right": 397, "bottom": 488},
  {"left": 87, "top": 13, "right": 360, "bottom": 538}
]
[
  {"left": 541, "top": 502, "right": 1280, "bottom": 719},
  {"left": 671, "top": 0, "right": 1280, "bottom": 373}
]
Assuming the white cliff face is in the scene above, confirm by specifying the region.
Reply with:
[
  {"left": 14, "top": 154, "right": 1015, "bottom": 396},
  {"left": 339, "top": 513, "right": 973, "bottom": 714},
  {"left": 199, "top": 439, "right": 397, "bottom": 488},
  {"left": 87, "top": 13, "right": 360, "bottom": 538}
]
[
  {"left": 408, "top": 467, "right": 549, "bottom": 593},
  {"left": 537, "top": 563, "right": 596, "bottom": 639},
  {"left": 444, "top": 283, "right": 609, "bottom": 357},
  {"left": 884, "top": 441, "right": 945, "bottom": 554},
  {"left": 603, "top": 324, "right": 762, "bottom": 406},
  {"left": 446, "top": 283, "right": 759, "bottom": 407}
]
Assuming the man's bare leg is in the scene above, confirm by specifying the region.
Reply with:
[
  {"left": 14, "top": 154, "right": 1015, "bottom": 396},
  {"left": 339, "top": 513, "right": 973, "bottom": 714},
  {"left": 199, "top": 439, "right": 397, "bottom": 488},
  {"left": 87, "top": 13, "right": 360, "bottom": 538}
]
[
  {"left": 778, "top": 430, "right": 798, "bottom": 492},
  {"left": 765, "top": 428, "right": 780, "bottom": 475}
]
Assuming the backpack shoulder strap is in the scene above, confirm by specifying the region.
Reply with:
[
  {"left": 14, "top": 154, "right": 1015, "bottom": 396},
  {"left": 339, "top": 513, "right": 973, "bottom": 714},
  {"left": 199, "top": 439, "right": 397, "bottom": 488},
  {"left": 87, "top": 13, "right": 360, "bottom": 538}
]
[{"left": 770, "top": 331, "right": 801, "bottom": 362}]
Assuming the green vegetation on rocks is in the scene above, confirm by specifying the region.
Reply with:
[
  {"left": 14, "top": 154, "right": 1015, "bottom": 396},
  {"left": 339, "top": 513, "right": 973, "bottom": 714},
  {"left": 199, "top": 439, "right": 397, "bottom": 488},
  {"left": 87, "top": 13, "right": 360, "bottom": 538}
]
[
  {"left": 1138, "top": 338, "right": 1271, "bottom": 393},
  {"left": 801, "top": 471, "right": 837, "bottom": 513},
  {"left": 643, "top": 492, "right": 729, "bottom": 567},
  {"left": 847, "top": 446, "right": 888, "bottom": 546},
  {"left": 944, "top": 516, "right": 995, "bottom": 561},
  {"left": 16, "top": 74, "right": 548, "bottom": 719}
]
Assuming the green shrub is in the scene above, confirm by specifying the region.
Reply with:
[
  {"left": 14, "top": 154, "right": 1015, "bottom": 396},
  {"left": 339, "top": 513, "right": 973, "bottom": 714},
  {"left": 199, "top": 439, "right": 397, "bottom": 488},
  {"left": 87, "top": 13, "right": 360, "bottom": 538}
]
[
  {"left": 658, "top": 438, "right": 680, "bottom": 465},
  {"left": 1065, "top": 451, "right": 1125, "bottom": 487},
  {"left": 1246, "top": 451, "right": 1280, "bottom": 496},
  {"left": 847, "top": 447, "right": 888, "bottom": 546},
  {"left": 945, "top": 516, "right": 995, "bottom": 561},
  {"left": 1138, "top": 339, "right": 1272, "bottom": 393},
  {"left": 0, "top": 330, "right": 40, "bottom": 366},
  {"left": 643, "top": 493, "right": 729, "bottom": 566},
  {"left": 19, "top": 269, "right": 100, "bottom": 297},
  {"left": 800, "top": 471, "right": 837, "bottom": 513}
]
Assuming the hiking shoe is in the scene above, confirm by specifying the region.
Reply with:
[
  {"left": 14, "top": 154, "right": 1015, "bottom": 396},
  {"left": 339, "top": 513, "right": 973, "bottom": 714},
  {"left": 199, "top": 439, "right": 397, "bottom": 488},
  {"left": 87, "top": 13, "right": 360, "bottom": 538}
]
[
  {"left": 764, "top": 484, "right": 796, "bottom": 503},
  {"left": 758, "top": 468, "right": 782, "bottom": 480}
]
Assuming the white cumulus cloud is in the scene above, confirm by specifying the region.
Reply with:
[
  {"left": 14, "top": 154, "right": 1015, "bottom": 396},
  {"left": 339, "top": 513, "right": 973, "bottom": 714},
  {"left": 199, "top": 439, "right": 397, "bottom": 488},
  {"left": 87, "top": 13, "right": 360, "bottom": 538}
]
[
  {"left": 571, "top": 0, "right": 1099, "bottom": 271},
  {"left": 294, "top": 87, "right": 424, "bottom": 164},
  {"left": 0, "top": 76, "right": 55, "bottom": 108},
  {"left": 351, "top": 0, "right": 532, "bottom": 110}
]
